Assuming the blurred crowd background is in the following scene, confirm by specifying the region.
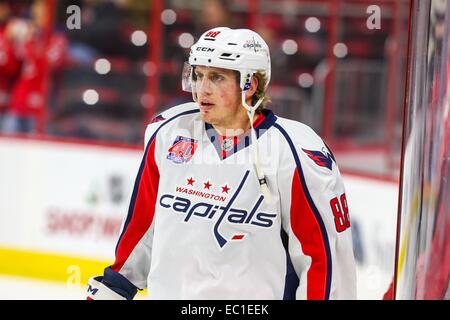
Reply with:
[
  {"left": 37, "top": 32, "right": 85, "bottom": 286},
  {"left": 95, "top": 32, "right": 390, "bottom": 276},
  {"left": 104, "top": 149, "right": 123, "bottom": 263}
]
[{"left": 0, "top": 0, "right": 411, "bottom": 180}]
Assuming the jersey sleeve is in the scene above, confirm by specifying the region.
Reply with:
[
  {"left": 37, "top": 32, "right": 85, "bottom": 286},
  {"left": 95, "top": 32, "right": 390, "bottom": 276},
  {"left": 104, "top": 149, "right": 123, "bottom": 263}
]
[
  {"left": 278, "top": 129, "right": 357, "bottom": 300},
  {"left": 104, "top": 121, "right": 161, "bottom": 292}
]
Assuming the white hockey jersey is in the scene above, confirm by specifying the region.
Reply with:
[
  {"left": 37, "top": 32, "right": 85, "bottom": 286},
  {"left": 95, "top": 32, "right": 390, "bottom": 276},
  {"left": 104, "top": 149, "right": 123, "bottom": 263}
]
[{"left": 108, "top": 102, "right": 356, "bottom": 300}]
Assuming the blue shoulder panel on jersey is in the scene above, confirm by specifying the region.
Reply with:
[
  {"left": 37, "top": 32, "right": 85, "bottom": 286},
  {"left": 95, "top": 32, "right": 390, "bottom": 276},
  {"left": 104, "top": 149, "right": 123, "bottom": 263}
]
[
  {"left": 273, "top": 122, "right": 332, "bottom": 300},
  {"left": 115, "top": 108, "right": 200, "bottom": 255}
]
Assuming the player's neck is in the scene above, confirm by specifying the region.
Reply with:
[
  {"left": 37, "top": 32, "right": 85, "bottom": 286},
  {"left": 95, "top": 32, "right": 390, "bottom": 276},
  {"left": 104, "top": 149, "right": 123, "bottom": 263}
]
[
  {"left": 211, "top": 106, "right": 251, "bottom": 137},
  {"left": 212, "top": 122, "right": 249, "bottom": 137},
  {"left": 212, "top": 113, "right": 264, "bottom": 137}
]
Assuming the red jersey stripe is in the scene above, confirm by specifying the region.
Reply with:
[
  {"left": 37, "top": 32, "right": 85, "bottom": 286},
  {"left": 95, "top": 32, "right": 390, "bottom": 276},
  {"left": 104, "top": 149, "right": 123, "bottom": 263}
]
[
  {"left": 253, "top": 112, "right": 266, "bottom": 128},
  {"left": 112, "top": 138, "right": 159, "bottom": 272},
  {"left": 290, "top": 169, "right": 328, "bottom": 299}
]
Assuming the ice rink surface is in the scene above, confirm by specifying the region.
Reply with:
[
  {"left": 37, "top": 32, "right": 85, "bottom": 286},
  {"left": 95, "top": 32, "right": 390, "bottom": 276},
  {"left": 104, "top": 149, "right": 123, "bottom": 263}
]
[
  {"left": 0, "top": 275, "right": 87, "bottom": 300},
  {"left": 0, "top": 274, "right": 148, "bottom": 300},
  {"left": 0, "top": 265, "right": 385, "bottom": 300}
]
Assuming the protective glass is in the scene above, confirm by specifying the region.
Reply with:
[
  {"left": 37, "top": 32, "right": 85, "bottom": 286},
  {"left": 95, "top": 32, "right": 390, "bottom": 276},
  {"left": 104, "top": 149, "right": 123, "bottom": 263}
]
[{"left": 181, "top": 61, "right": 193, "bottom": 92}]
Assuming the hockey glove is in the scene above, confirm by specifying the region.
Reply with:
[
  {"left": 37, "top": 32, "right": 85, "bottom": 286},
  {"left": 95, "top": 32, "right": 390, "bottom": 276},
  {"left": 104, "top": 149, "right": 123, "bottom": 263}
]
[{"left": 86, "top": 276, "right": 126, "bottom": 300}]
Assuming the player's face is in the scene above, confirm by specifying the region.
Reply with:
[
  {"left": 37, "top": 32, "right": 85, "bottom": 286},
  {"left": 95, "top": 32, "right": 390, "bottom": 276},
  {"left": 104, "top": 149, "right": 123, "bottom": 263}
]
[{"left": 193, "top": 66, "right": 244, "bottom": 130}]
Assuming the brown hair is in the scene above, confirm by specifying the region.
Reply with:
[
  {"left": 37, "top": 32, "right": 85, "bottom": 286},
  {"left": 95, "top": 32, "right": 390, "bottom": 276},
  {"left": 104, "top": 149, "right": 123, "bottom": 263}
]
[
  {"left": 234, "top": 70, "right": 271, "bottom": 114},
  {"left": 251, "top": 71, "right": 271, "bottom": 114}
]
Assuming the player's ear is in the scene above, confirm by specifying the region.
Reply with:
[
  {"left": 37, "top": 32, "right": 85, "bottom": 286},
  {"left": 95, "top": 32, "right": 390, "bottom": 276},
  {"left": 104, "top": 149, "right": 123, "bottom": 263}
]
[{"left": 245, "top": 75, "right": 258, "bottom": 100}]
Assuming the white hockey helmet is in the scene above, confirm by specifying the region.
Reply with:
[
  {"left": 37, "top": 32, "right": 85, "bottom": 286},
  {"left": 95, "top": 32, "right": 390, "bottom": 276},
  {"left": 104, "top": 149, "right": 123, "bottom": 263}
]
[{"left": 182, "top": 27, "right": 271, "bottom": 94}]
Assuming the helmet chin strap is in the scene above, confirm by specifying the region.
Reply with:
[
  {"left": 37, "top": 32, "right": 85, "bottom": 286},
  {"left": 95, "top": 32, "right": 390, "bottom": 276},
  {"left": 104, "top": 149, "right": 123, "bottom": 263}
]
[
  {"left": 191, "top": 82, "right": 198, "bottom": 102},
  {"left": 241, "top": 91, "right": 272, "bottom": 204}
]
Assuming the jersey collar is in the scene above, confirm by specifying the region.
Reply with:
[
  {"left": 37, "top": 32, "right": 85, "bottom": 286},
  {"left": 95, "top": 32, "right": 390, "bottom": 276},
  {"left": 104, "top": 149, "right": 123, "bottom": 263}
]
[{"left": 204, "top": 109, "right": 277, "bottom": 160}]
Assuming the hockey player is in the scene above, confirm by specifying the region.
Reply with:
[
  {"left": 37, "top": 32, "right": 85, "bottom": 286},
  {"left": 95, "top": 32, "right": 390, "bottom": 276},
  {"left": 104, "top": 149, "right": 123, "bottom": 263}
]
[{"left": 87, "top": 27, "right": 357, "bottom": 300}]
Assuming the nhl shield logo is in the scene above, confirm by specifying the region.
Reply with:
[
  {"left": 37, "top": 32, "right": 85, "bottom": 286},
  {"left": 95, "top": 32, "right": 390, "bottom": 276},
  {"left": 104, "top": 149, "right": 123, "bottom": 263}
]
[
  {"left": 167, "top": 136, "right": 198, "bottom": 164},
  {"left": 221, "top": 138, "right": 234, "bottom": 152}
]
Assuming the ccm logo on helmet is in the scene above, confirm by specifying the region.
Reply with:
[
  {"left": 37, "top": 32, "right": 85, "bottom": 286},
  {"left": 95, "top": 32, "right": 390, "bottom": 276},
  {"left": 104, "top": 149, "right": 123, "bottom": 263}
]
[{"left": 196, "top": 47, "right": 215, "bottom": 52}]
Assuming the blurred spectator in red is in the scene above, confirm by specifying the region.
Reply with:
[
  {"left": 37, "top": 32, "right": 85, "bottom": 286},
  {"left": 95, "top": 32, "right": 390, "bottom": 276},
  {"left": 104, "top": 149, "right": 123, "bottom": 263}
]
[
  {"left": 1, "top": 0, "right": 67, "bottom": 134},
  {"left": 0, "top": 0, "right": 21, "bottom": 126}
]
